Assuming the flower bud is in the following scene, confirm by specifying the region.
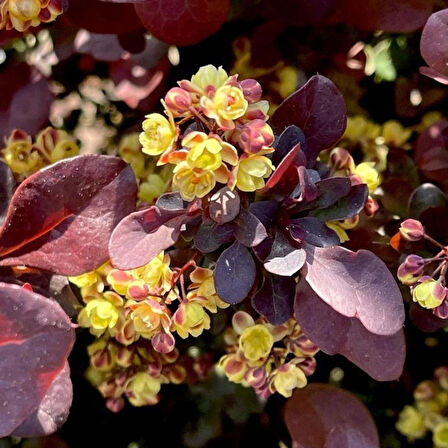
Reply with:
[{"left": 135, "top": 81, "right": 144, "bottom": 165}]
[
  {"left": 412, "top": 278, "right": 447, "bottom": 309},
  {"left": 434, "top": 300, "right": 448, "bottom": 320},
  {"left": 400, "top": 219, "right": 425, "bottom": 242},
  {"left": 330, "top": 147, "right": 354, "bottom": 171},
  {"left": 164, "top": 87, "right": 192, "bottom": 116},
  {"left": 435, "top": 367, "right": 448, "bottom": 391},
  {"left": 245, "top": 366, "right": 268, "bottom": 389},
  {"left": 398, "top": 255, "right": 425, "bottom": 285},
  {"left": 433, "top": 420, "right": 448, "bottom": 448},
  {"left": 106, "top": 397, "right": 125, "bottom": 413},
  {"left": 151, "top": 331, "right": 176, "bottom": 353},
  {"left": 240, "top": 79, "right": 262, "bottom": 103},
  {"left": 414, "top": 380, "right": 436, "bottom": 401},
  {"left": 239, "top": 119, "right": 274, "bottom": 154},
  {"left": 232, "top": 311, "right": 255, "bottom": 335},
  {"left": 364, "top": 197, "right": 379, "bottom": 217}
]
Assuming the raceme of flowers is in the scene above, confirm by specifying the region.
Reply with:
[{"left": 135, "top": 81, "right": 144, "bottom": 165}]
[
  {"left": 397, "top": 219, "right": 448, "bottom": 319},
  {"left": 0, "top": 127, "right": 79, "bottom": 179},
  {"left": 219, "top": 311, "right": 318, "bottom": 399},
  {"left": 138, "top": 64, "right": 275, "bottom": 201},
  {"left": 396, "top": 366, "right": 448, "bottom": 447},
  {"left": 0, "top": 0, "right": 63, "bottom": 32}
]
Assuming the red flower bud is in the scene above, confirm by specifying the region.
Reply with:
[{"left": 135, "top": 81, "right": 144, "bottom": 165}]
[
  {"left": 240, "top": 79, "right": 262, "bottom": 103},
  {"left": 330, "top": 147, "right": 354, "bottom": 170},
  {"left": 164, "top": 87, "right": 192, "bottom": 116},
  {"left": 239, "top": 119, "right": 274, "bottom": 154},
  {"left": 399, "top": 219, "right": 425, "bottom": 241},
  {"left": 397, "top": 255, "right": 425, "bottom": 285},
  {"left": 364, "top": 197, "right": 379, "bottom": 217}
]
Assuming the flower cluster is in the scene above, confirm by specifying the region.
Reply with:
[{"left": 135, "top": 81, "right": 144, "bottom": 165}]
[
  {"left": 397, "top": 219, "right": 448, "bottom": 318},
  {"left": 86, "top": 336, "right": 186, "bottom": 412},
  {"left": 71, "top": 254, "right": 228, "bottom": 354},
  {"left": 0, "top": 0, "right": 63, "bottom": 32},
  {"left": 117, "top": 132, "right": 172, "bottom": 204},
  {"left": 139, "top": 65, "right": 275, "bottom": 201},
  {"left": 396, "top": 366, "right": 448, "bottom": 447},
  {"left": 218, "top": 311, "right": 318, "bottom": 398},
  {"left": 1, "top": 127, "right": 79, "bottom": 179}
]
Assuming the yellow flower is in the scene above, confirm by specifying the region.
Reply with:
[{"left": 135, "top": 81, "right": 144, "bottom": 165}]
[
  {"left": 190, "top": 65, "right": 229, "bottom": 95},
  {"left": 434, "top": 420, "right": 448, "bottom": 448},
  {"left": 219, "top": 353, "right": 248, "bottom": 384},
  {"left": 3, "top": 129, "right": 39, "bottom": 174},
  {"left": 138, "top": 173, "right": 167, "bottom": 203},
  {"left": 270, "top": 364, "right": 307, "bottom": 398},
  {"left": 78, "top": 292, "right": 123, "bottom": 336},
  {"left": 396, "top": 405, "right": 426, "bottom": 440},
  {"left": 183, "top": 132, "right": 224, "bottom": 171},
  {"left": 127, "top": 298, "right": 171, "bottom": 339},
  {"left": 270, "top": 65, "right": 299, "bottom": 100},
  {"left": 353, "top": 162, "right": 380, "bottom": 193},
  {"left": 1, "top": 0, "right": 62, "bottom": 31},
  {"left": 382, "top": 120, "right": 412, "bottom": 147},
  {"left": 69, "top": 270, "right": 99, "bottom": 289},
  {"left": 172, "top": 300, "right": 211, "bottom": 339},
  {"left": 234, "top": 154, "right": 274, "bottom": 192},
  {"left": 173, "top": 162, "right": 217, "bottom": 201},
  {"left": 34, "top": 127, "right": 79, "bottom": 164},
  {"left": 326, "top": 221, "right": 349, "bottom": 243},
  {"left": 125, "top": 372, "right": 162, "bottom": 407},
  {"left": 142, "top": 252, "right": 174, "bottom": 293},
  {"left": 413, "top": 279, "right": 447, "bottom": 309},
  {"left": 139, "top": 113, "right": 176, "bottom": 156},
  {"left": 239, "top": 324, "right": 274, "bottom": 362},
  {"left": 201, "top": 84, "right": 248, "bottom": 130},
  {"left": 118, "top": 133, "right": 146, "bottom": 177}
]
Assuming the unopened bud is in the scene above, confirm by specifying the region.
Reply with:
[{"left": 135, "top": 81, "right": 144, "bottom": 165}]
[
  {"left": 240, "top": 79, "right": 262, "bottom": 103},
  {"left": 164, "top": 87, "right": 192, "bottom": 116},
  {"left": 400, "top": 219, "right": 425, "bottom": 242},
  {"left": 364, "top": 197, "right": 379, "bottom": 217},
  {"left": 239, "top": 119, "right": 274, "bottom": 154},
  {"left": 330, "top": 147, "right": 354, "bottom": 171},
  {"left": 434, "top": 300, "right": 448, "bottom": 320},
  {"left": 414, "top": 380, "right": 436, "bottom": 400},
  {"left": 435, "top": 367, "right": 448, "bottom": 390},
  {"left": 397, "top": 255, "right": 425, "bottom": 285}
]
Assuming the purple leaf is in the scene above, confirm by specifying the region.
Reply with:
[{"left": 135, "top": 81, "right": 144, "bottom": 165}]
[
  {"left": 0, "top": 161, "right": 15, "bottom": 226},
  {"left": 264, "top": 231, "right": 306, "bottom": 276},
  {"left": 209, "top": 187, "right": 240, "bottom": 225},
  {"left": 303, "top": 244, "right": 405, "bottom": 335},
  {"left": 252, "top": 276, "right": 295, "bottom": 324},
  {"left": 193, "top": 222, "right": 235, "bottom": 254},
  {"left": 285, "top": 384, "right": 379, "bottom": 448},
  {"left": 0, "top": 283, "right": 75, "bottom": 437},
  {"left": 0, "top": 155, "right": 137, "bottom": 276},
  {"left": 234, "top": 208, "right": 267, "bottom": 247},
  {"left": 155, "top": 192, "right": 188, "bottom": 214},
  {"left": 248, "top": 200, "right": 279, "bottom": 229},
  {"left": 74, "top": 30, "right": 125, "bottom": 62},
  {"left": 295, "top": 280, "right": 405, "bottom": 381},
  {"left": 11, "top": 363, "right": 72, "bottom": 437},
  {"left": 109, "top": 205, "right": 192, "bottom": 270},
  {"left": 419, "top": 66, "right": 448, "bottom": 85},
  {"left": 214, "top": 241, "right": 256, "bottom": 304},
  {"left": 273, "top": 125, "right": 307, "bottom": 166},
  {"left": 311, "top": 184, "right": 368, "bottom": 221},
  {"left": 290, "top": 217, "right": 339, "bottom": 247},
  {"left": 270, "top": 75, "right": 347, "bottom": 163},
  {"left": 420, "top": 9, "right": 448, "bottom": 81},
  {"left": 408, "top": 183, "right": 446, "bottom": 219},
  {"left": 304, "top": 177, "right": 352, "bottom": 211}
]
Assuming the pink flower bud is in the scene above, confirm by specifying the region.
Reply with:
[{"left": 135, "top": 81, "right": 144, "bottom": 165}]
[
  {"left": 414, "top": 380, "right": 436, "bottom": 400},
  {"left": 151, "top": 332, "right": 176, "bottom": 354},
  {"left": 164, "top": 87, "right": 192, "bottom": 116},
  {"left": 435, "top": 366, "right": 448, "bottom": 389},
  {"left": 245, "top": 366, "right": 268, "bottom": 389},
  {"left": 240, "top": 79, "right": 262, "bottom": 103},
  {"left": 434, "top": 299, "right": 448, "bottom": 320},
  {"left": 106, "top": 397, "right": 125, "bottom": 413},
  {"left": 239, "top": 119, "right": 274, "bottom": 154},
  {"left": 399, "top": 219, "right": 425, "bottom": 241},
  {"left": 330, "top": 147, "right": 353, "bottom": 170},
  {"left": 397, "top": 255, "right": 425, "bottom": 285},
  {"left": 364, "top": 197, "right": 379, "bottom": 217}
]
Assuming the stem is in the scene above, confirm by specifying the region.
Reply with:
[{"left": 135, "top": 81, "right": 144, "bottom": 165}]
[
  {"left": 189, "top": 106, "right": 213, "bottom": 131},
  {"left": 423, "top": 234, "right": 446, "bottom": 251}
]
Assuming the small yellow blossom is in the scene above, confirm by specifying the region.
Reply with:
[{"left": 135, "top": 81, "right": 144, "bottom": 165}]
[
  {"left": 34, "top": 127, "right": 79, "bottom": 164},
  {"left": 218, "top": 353, "right": 248, "bottom": 383},
  {"left": 140, "top": 113, "right": 177, "bottom": 157},
  {"left": 172, "top": 162, "right": 218, "bottom": 201},
  {"left": 190, "top": 64, "right": 229, "bottom": 96},
  {"left": 118, "top": 133, "right": 146, "bottom": 177},
  {"left": 382, "top": 120, "right": 412, "bottom": 147},
  {"left": 353, "top": 162, "right": 380, "bottom": 193},
  {"left": 142, "top": 252, "right": 174, "bottom": 293},
  {"left": 234, "top": 154, "right": 274, "bottom": 192},
  {"left": 239, "top": 324, "right": 274, "bottom": 362},
  {"left": 396, "top": 405, "right": 426, "bottom": 440},
  {"left": 270, "top": 364, "right": 307, "bottom": 397},
  {"left": 125, "top": 372, "right": 162, "bottom": 407},
  {"left": 413, "top": 279, "right": 446, "bottom": 309},
  {"left": 2, "top": 129, "right": 39, "bottom": 174},
  {"left": 172, "top": 300, "right": 211, "bottom": 339},
  {"left": 127, "top": 298, "right": 171, "bottom": 339},
  {"left": 434, "top": 420, "right": 448, "bottom": 448}
]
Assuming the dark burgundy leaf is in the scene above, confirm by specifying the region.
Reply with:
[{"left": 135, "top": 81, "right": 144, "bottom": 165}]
[
  {"left": 109, "top": 205, "right": 191, "bottom": 270},
  {"left": 74, "top": 30, "right": 125, "bottom": 62},
  {"left": 234, "top": 209, "right": 267, "bottom": 247},
  {"left": 193, "top": 222, "right": 235, "bottom": 254},
  {"left": 273, "top": 125, "right": 307, "bottom": 166},
  {"left": 155, "top": 192, "right": 188, "bottom": 214},
  {"left": 303, "top": 244, "right": 405, "bottom": 335},
  {"left": 264, "top": 144, "right": 302, "bottom": 191},
  {"left": 295, "top": 281, "right": 405, "bottom": 381},
  {"left": 285, "top": 384, "right": 380, "bottom": 448},
  {"left": 419, "top": 66, "right": 448, "bottom": 85},
  {"left": 135, "top": 0, "right": 230, "bottom": 46},
  {"left": 420, "top": 9, "right": 448, "bottom": 80},
  {"left": 11, "top": 363, "right": 72, "bottom": 437},
  {"left": 0, "top": 161, "right": 15, "bottom": 226},
  {"left": 290, "top": 166, "right": 318, "bottom": 203},
  {"left": 342, "top": 0, "right": 432, "bottom": 33},
  {"left": 209, "top": 187, "right": 240, "bottom": 225},
  {"left": 0, "top": 156, "right": 137, "bottom": 276},
  {"left": 0, "top": 283, "right": 75, "bottom": 437},
  {"left": 311, "top": 184, "right": 368, "bottom": 221},
  {"left": 214, "top": 241, "right": 256, "bottom": 304},
  {"left": 290, "top": 217, "right": 339, "bottom": 247},
  {"left": 248, "top": 200, "right": 279, "bottom": 229},
  {"left": 306, "top": 177, "right": 352, "bottom": 210},
  {"left": 408, "top": 183, "right": 446, "bottom": 219},
  {"left": 270, "top": 75, "right": 347, "bottom": 163},
  {"left": 264, "top": 231, "right": 306, "bottom": 276},
  {"left": 252, "top": 276, "right": 295, "bottom": 325},
  {"left": 253, "top": 234, "right": 274, "bottom": 263},
  {"left": 65, "top": 0, "right": 143, "bottom": 34}
]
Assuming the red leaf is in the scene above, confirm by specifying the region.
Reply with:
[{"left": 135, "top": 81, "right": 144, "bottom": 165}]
[
  {"left": 0, "top": 283, "right": 75, "bottom": 437},
  {"left": 0, "top": 155, "right": 137, "bottom": 275},
  {"left": 284, "top": 384, "right": 380, "bottom": 448},
  {"left": 295, "top": 281, "right": 406, "bottom": 381},
  {"left": 135, "top": 0, "right": 230, "bottom": 46},
  {"left": 303, "top": 244, "right": 405, "bottom": 335},
  {"left": 270, "top": 75, "right": 347, "bottom": 162},
  {"left": 0, "top": 161, "right": 15, "bottom": 226},
  {"left": 109, "top": 206, "right": 191, "bottom": 270},
  {"left": 341, "top": 0, "right": 433, "bottom": 33}
]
